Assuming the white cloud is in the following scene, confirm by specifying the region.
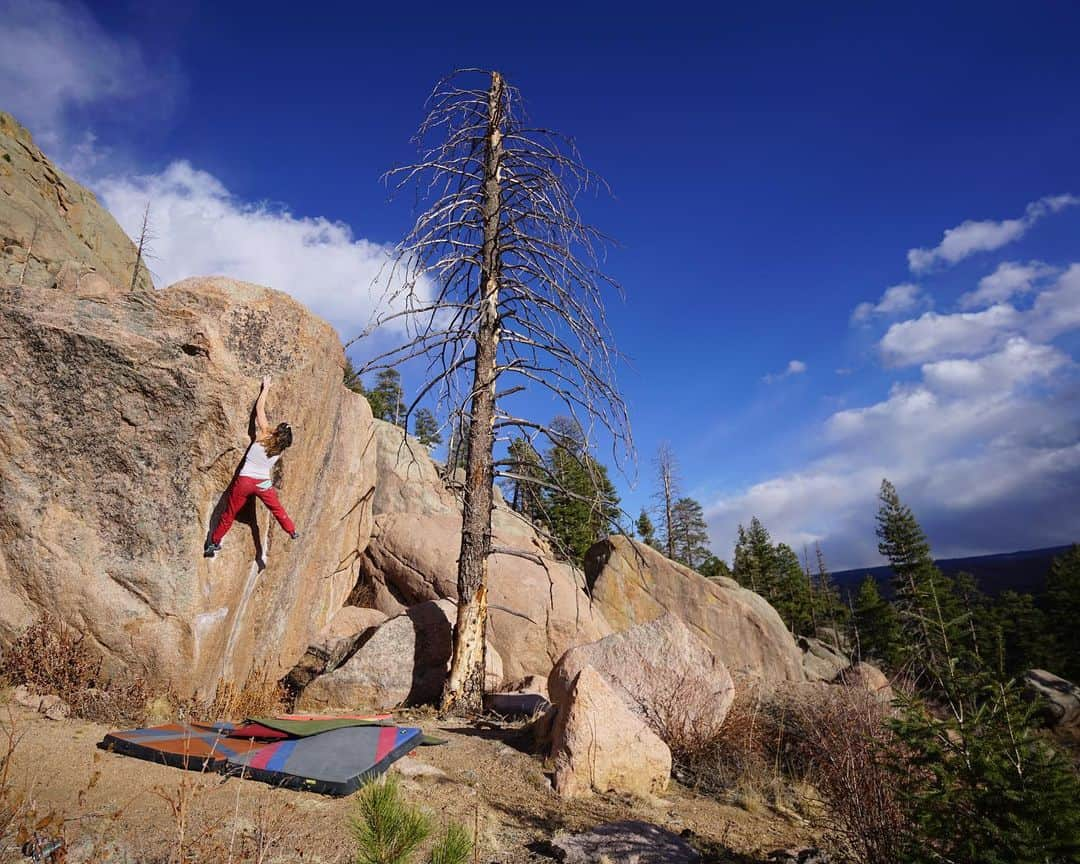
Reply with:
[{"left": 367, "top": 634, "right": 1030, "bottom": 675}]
[
  {"left": 97, "top": 162, "right": 429, "bottom": 342},
  {"left": 879, "top": 265, "right": 1080, "bottom": 366},
  {"left": 907, "top": 194, "right": 1079, "bottom": 273},
  {"left": 708, "top": 338, "right": 1080, "bottom": 568},
  {"left": 763, "top": 359, "right": 807, "bottom": 383},
  {"left": 959, "top": 260, "right": 1056, "bottom": 309},
  {"left": 879, "top": 304, "right": 1022, "bottom": 366},
  {"left": 851, "top": 282, "right": 925, "bottom": 324}
]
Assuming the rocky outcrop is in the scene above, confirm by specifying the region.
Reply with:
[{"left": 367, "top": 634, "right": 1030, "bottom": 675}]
[
  {"left": 585, "top": 537, "right": 805, "bottom": 682},
  {"left": 296, "top": 599, "right": 502, "bottom": 711},
  {"left": 0, "top": 262, "right": 377, "bottom": 696},
  {"left": 284, "top": 606, "right": 387, "bottom": 693},
  {"left": 799, "top": 636, "right": 851, "bottom": 683},
  {"left": 551, "top": 665, "right": 672, "bottom": 799},
  {"left": 1024, "top": 669, "right": 1080, "bottom": 738},
  {"left": 0, "top": 113, "right": 151, "bottom": 293},
  {"left": 548, "top": 614, "right": 735, "bottom": 735},
  {"left": 832, "top": 662, "right": 892, "bottom": 701},
  {"left": 350, "top": 425, "right": 611, "bottom": 679}
]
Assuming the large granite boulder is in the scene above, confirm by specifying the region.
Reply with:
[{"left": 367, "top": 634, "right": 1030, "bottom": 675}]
[
  {"left": 799, "top": 636, "right": 851, "bottom": 683},
  {"left": 585, "top": 537, "right": 805, "bottom": 682},
  {"left": 551, "top": 665, "right": 672, "bottom": 799},
  {"left": 353, "top": 511, "right": 610, "bottom": 681},
  {"left": 296, "top": 599, "right": 502, "bottom": 710},
  {"left": 548, "top": 614, "right": 734, "bottom": 737},
  {"left": 0, "top": 112, "right": 151, "bottom": 292},
  {"left": 0, "top": 215, "right": 377, "bottom": 695}
]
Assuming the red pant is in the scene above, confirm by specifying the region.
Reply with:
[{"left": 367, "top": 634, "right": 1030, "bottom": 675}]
[{"left": 211, "top": 475, "right": 295, "bottom": 544}]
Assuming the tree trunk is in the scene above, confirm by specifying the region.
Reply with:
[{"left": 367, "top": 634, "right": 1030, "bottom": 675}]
[
  {"left": 662, "top": 467, "right": 674, "bottom": 559},
  {"left": 440, "top": 71, "right": 504, "bottom": 715}
]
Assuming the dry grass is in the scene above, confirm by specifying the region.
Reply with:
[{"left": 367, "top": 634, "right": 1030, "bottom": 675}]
[
  {"left": 185, "top": 664, "right": 288, "bottom": 724},
  {"left": 0, "top": 616, "right": 153, "bottom": 725}
]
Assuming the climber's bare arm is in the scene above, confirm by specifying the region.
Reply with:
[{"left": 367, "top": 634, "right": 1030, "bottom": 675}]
[{"left": 255, "top": 375, "right": 271, "bottom": 437}]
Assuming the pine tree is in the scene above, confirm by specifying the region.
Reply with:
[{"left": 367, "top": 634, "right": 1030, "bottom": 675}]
[
  {"left": 343, "top": 356, "right": 365, "bottom": 394},
  {"left": 544, "top": 441, "right": 619, "bottom": 564},
  {"left": 811, "top": 544, "right": 849, "bottom": 636},
  {"left": 732, "top": 517, "right": 775, "bottom": 595},
  {"left": 506, "top": 438, "right": 545, "bottom": 523},
  {"left": 669, "top": 497, "right": 711, "bottom": 570},
  {"left": 1045, "top": 544, "right": 1080, "bottom": 681},
  {"left": 772, "top": 542, "right": 816, "bottom": 636},
  {"left": 875, "top": 479, "right": 965, "bottom": 670},
  {"left": 699, "top": 555, "right": 731, "bottom": 581},
  {"left": 635, "top": 509, "right": 658, "bottom": 548},
  {"left": 851, "top": 575, "right": 903, "bottom": 668},
  {"left": 372, "top": 369, "right": 407, "bottom": 427},
  {"left": 412, "top": 408, "right": 442, "bottom": 447}
]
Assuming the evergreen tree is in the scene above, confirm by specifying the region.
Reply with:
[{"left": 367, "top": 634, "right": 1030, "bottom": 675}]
[
  {"left": 875, "top": 479, "right": 965, "bottom": 670},
  {"left": 1045, "top": 544, "right": 1080, "bottom": 681},
  {"left": 699, "top": 555, "right": 732, "bottom": 581},
  {"left": 851, "top": 575, "right": 903, "bottom": 668},
  {"left": 732, "top": 517, "right": 775, "bottom": 595},
  {"left": 412, "top": 408, "right": 442, "bottom": 447},
  {"left": 544, "top": 445, "right": 619, "bottom": 564},
  {"left": 811, "top": 544, "right": 849, "bottom": 635},
  {"left": 771, "top": 542, "right": 816, "bottom": 636},
  {"left": 372, "top": 369, "right": 407, "bottom": 427},
  {"left": 988, "top": 590, "right": 1053, "bottom": 678},
  {"left": 635, "top": 509, "right": 658, "bottom": 548},
  {"left": 669, "top": 497, "right": 711, "bottom": 570},
  {"left": 506, "top": 438, "right": 545, "bottom": 523},
  {"left": 343, "top": 356, "right": 365, "bottom": 394}
]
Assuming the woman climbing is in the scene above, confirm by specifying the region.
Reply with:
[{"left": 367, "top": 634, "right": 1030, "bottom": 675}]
[{"left": 204, "top": 375, "right": 299, "bottom": 557}]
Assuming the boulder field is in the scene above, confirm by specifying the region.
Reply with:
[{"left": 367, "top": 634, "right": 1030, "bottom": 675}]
[{"left": 1, "top": 111, "right": 818, "bottom": 717}]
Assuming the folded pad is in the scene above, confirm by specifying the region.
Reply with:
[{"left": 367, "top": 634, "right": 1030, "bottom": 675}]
[
  {"left": 100, "top": 723, "right": 270, "bottom": 771},
  {"left": 226, "top": 725, "right": 424, "bottom": 795}
]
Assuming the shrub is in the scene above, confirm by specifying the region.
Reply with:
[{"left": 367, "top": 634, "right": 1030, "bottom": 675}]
[
  {"left": 187, "top": 663, "right": 287, "bottom": 723},
  {"left": 0, "top": 616, "right": 151, "bottom": 724}
]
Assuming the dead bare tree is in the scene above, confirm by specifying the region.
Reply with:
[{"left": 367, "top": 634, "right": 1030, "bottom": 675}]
[
  {"left": 130, "top": 200, "right": 154, "bottom": 292},
  {"left": 653, "top": 442, "right": 680, "bottom": 559},
  {"left": 356, "top": 69, "right": 631, "bottom": 714}
]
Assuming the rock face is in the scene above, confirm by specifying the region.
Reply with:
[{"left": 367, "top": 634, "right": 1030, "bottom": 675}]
[
  {"left": 799, "top": 636, "right": 851, "bottom": 683},
  {"left": 351, "top": 422, "right": 611, "bottom": 680},
  {"left": 284, "top": 606, "right": 388, "bottom": 693},
  {"left": 297, "top": 599, "right": 502, "bottom": 711},
  {"left": 548, "top": 614, "right": 735, "bottom": 736},
  {"left": 551, "top": 665, "right": 672, "bottom": 799},
  {"left": 832, "top": 662, "right": 892, "bottom": 701},
  {"left": 1024, "top": 669, "right": 1080, "bottom": 737},
  {"left": 1, "top": 260, "right": 377, "bottom": 694},
  {"left": 0, "top": 113, "right": 151, "bottom": 293},
  {"left": 585, "top": 537, "right": 805, "bottom": 682}
]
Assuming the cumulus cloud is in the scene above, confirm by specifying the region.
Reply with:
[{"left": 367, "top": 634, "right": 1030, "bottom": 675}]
[
  {"left": 907, "top": 194, "right": 1079, "bottom": 273},
  {"left": 763, "top": 359, "right": 807, "bottom": 383},
  {"left": 97, "top": 162, "right": 428, "bottom": 341},
  {"left": 851, "top": 282, "right": 926, "bottom": 324},
  {"left": 879, "top": 304, "right": 1023, "bottom": 366},
  {"left": 707, "top": 338, "right": 1080, "bottom": 568},
  {"left": 959, "top": 261, "right": 1056, "bottom": 309},
  {"left": 879, "top": 264, "right": 1080, "bottom": 366}
]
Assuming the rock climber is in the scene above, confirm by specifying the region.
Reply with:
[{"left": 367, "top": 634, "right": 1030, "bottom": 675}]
[{"left": 204, "top": 375, "right": 299, "bottom": 557}]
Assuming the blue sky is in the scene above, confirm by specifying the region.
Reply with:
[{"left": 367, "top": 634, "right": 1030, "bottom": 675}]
[{"left": 3, "top": 0, "right": 1079, "bottom": 567}]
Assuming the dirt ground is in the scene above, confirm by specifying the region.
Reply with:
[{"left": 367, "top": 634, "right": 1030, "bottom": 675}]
[{"left": 0, "top": 700, "right": 818, "bottom": 863}]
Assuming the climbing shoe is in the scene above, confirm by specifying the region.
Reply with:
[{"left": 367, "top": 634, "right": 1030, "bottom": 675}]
[
  {"left": 203, "top": 541, "right": 221, "bottom": 558},
  {"left": 290, "top": 531, "right": 300, "bottom": 540}
]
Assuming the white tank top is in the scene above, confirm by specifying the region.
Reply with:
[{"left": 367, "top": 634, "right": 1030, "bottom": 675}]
[{"left": 239, "top": 441, "right": 281, "bottom": 481}]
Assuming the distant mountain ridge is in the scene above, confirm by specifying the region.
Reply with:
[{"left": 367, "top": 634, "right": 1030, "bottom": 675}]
[{"left": 832, "top": 545, "right": 1075, "bottom": 598}]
